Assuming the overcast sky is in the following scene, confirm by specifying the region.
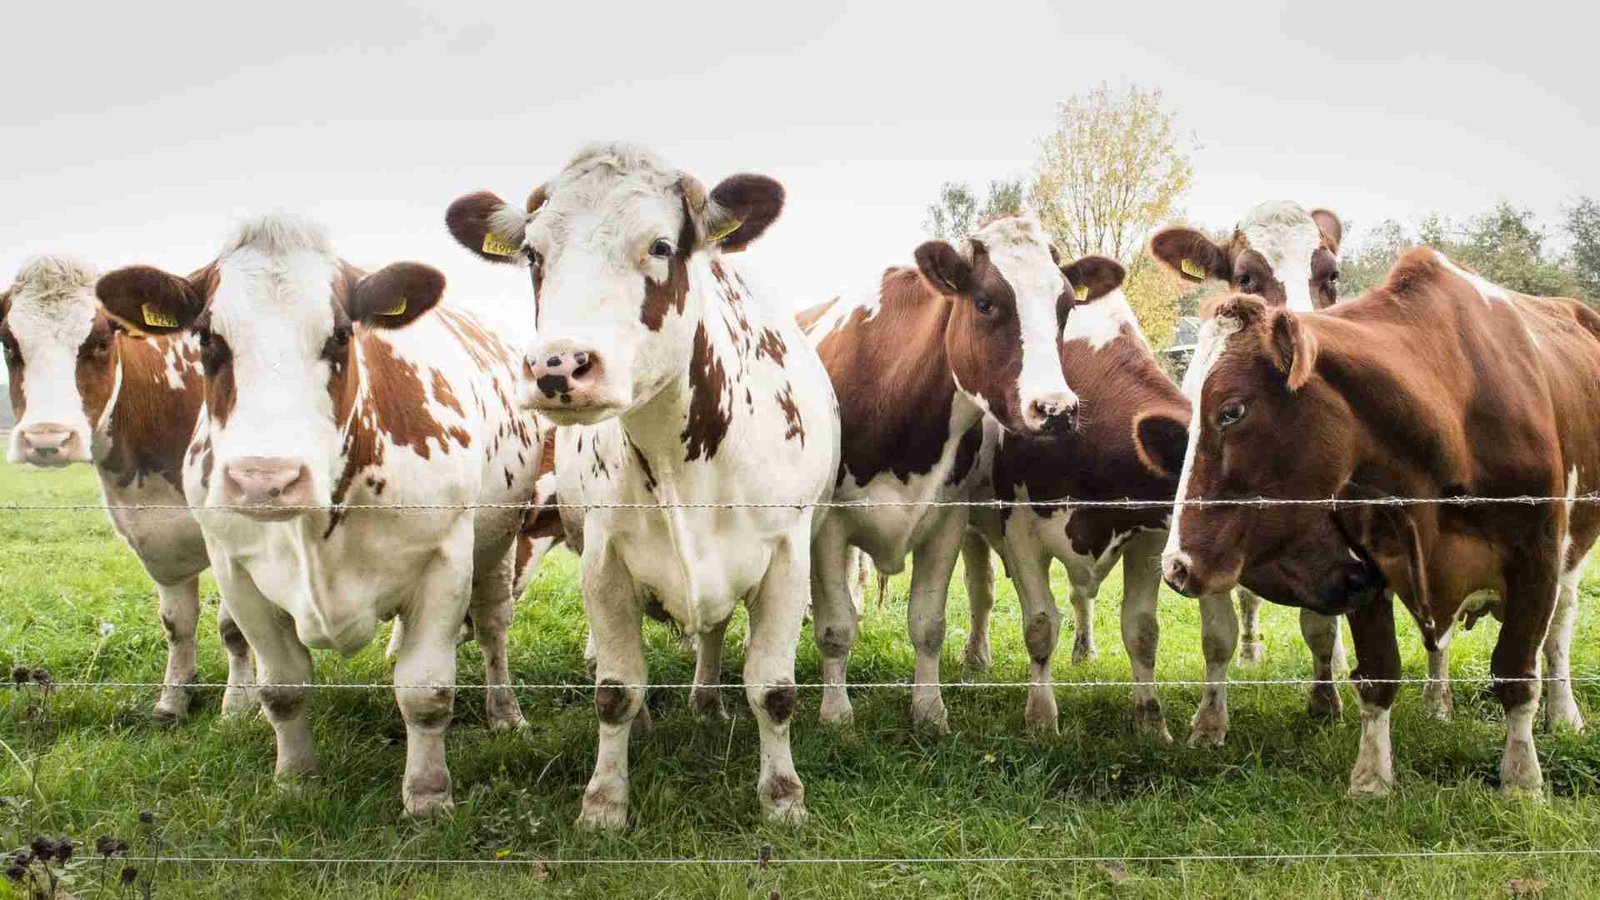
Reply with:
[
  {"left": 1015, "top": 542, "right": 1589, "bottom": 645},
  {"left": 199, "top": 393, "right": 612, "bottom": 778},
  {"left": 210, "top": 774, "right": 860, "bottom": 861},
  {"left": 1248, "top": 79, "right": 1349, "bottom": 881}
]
[{"left": 3, "top": 0, "right": 1596, "bottom": 326}]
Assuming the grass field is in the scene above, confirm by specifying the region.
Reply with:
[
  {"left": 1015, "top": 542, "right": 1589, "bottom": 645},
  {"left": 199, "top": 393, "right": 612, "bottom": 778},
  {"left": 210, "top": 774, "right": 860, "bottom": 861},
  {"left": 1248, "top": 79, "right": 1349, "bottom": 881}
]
[{"left": 3, "top": 462, "right": 1600, "bottom": 898}]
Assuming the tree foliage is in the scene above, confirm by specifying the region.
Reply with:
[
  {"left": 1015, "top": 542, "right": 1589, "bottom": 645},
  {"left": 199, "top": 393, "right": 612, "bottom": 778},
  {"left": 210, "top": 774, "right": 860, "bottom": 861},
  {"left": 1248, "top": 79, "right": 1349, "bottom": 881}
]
[
  {"left": 1420, "top": 202, "right": 1582, "bottom": 299},
  {"left": 1565, "top": 196, "right": 1600, "bottom": 300},
  {"left": 924, "top": 179, "right": 1026, "bottom": 240}
]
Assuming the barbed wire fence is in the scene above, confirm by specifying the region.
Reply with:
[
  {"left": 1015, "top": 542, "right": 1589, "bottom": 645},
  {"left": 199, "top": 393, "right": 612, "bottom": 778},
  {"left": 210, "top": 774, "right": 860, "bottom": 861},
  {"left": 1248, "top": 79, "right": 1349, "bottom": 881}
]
[{"left": 5, "top": 490, "right": 1600, "bottom": 878}]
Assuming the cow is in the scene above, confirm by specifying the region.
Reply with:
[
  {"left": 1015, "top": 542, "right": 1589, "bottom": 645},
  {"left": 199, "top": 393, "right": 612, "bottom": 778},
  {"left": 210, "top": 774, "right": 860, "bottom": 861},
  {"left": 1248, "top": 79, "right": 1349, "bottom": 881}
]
[
  {"left": 513, "top": 426, "right": 565, "bottom": 597},
  {"left": 1151, "top": 201, "right": 1348, "bottom": 707},
  {"left": 445, "top": 142, "right": 839, "bottom": 829},
  {"left": 984, "top": 253, "right": 1296, "bottom": 744},
  {"left": 1, "top": 255, "right": 254, "bottom": 722},
  {"left": 95, "top": 214, "right": 541, "bottom": 815},
  {"left": 1160, "top": 247, "right": 1600, "bottom": 797},
  {"left": 797, "top": 213, "right": 1080, "bottom": 733}
]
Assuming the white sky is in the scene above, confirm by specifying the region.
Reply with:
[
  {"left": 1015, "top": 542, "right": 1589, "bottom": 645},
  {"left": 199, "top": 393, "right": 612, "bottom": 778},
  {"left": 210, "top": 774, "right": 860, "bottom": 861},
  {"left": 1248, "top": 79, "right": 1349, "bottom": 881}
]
[{"left": 2, "top": 0, "right": 1596, "bottom": 327}]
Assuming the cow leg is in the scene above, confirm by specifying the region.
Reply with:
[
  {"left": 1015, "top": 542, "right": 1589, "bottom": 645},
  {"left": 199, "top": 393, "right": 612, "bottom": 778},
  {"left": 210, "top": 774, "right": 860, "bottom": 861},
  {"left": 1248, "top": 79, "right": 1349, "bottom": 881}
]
[
  {"left": 1347, "top": 591, "right": 1399, "bottom": 798},
  {"left": 1234, "top": 588, "right": 1265, "bottom": 666},
  {"left": 151, "top": 576, "right": 201, "bottom": 723},
  {"left": 905, "top": 509, "right": 965, "bottom": 733},
  {"left": 1007, "top": 522, "right": 1060, "bottom": 733},
  {"left": 745, "top": 533, "right": 810, "bottom": 825},
  {"left": 690, "top": 618, "right": 731, "bottom": 720},
  {"left": 1121, "top": 531, "right": 1171, "bottom": 743},
  {"left": 1187, "top": 590, "right": 1238, "bottom": 748},
  {"left": 1541, "top": 566, "right": 1584, "bottom": 732},
  {"left": 1423, "top": 628, "right": 1455, "bottom": 721},
  {"left": 216, "top": 563, "right": 318, "bottom": 779},
  {"left": 810, "top": 522, "right": 858, "bottom": 726},
  {"left": 961, "top": 532, "right": 996, "bottom": 671},
  {"left": 578, "top": 544, "right": 645, "bottom": 830},
  {"left": 1302, "top": 610, "right": 1344, "bottom": 721},
  {"left": 393, "top": 553, "right": 472, "bottom": 817},
  {"left": 1069, "top": 584, "right": 1096, "bottom": 664},
  {"left": 217, "top": 598, "right": 257, "bottom": 717},
  {"left": 470, "top": 548, "right": 525, "bottom": 733},
  {"left": 1495, "top": 554, "right": 1561, "bottom": 798}
]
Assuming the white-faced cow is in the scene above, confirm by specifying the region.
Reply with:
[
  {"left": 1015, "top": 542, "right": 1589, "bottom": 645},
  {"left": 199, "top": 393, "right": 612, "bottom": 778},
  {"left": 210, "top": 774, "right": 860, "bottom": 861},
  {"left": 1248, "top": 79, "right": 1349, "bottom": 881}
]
[
  {"left": 1152, "top": 201, "right": 1348, "bottom": 709},
  {"left": 446, "top": 143, "right": 839, "bottom": 829},
  {"left": 986, "top": 253, "right": 1290, "bottom": 744},
  {"left": 2, "top": 256, "right": 254, "bottom": 721},
  {"left": 96, "top": 215, "right": 541, "bottom": 815},
  {"left": 1162, "top": 248, "right": 1599, "bottom": 797},
  {"left": 797, "top": 213, "right": 1079, "bottom": 732}
]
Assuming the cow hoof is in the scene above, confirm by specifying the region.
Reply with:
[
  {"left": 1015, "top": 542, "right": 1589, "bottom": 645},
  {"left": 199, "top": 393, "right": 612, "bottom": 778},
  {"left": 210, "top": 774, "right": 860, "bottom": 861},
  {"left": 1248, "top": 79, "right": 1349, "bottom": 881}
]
[
  {"left": 577, "top": 795, "right": 628, "bottom": 831},
  {"left": 1070, "top": 635, "right": 1096, "bottom": 665},
  {"left": 219, "top": 688, "right": 258, "bottom": 718},
  {"left": 1422, "top": 684, "right": 1454, "bottom": 722},
  {"left": 1236, "top": 639, "right": 1266, "bottom": 667},
  {"left": 1545, "top": 701, "right": 1585, "bottom": 734},
  {"left": 404, "top": 790, "right": 455, "bottom": 818},
  {"left": 150, "top": 705, "right": 186, "bottom": 727},
  {"left": 1024, "top": 690, "right": 1059, "bottom": 735},
  {"left": 1500, "top": 754, "right": 1544, "bottom": 799},
  {"left": 818, "top": 692, "right": 854, "bottom": 727},
  {"left": 690, "top": 689, "right": 730, "bottom": 721},
  {"left": 963, "top": 639, "right": 993, "bottom": 672},
  {"left": 911, "top": 698, "right": 950, "bottom": 735},
  {"left": 1306, "top": 684, "right": 1343, "bottom": 722},
  {"left": 1346, "top": 775, "right": 1393, "bottom": 799},
  {"left": 761, "top": 774, "right": 808, "bottom": 826},
  {"left": 487, "top": 712, "right": 529, "bottom": 733},
  {"left": 1133, "top": 702, "right": 1173, "bottom": 744},
  {"left": 1187, "top": 708, "right": 1228, "bottom": 749}
]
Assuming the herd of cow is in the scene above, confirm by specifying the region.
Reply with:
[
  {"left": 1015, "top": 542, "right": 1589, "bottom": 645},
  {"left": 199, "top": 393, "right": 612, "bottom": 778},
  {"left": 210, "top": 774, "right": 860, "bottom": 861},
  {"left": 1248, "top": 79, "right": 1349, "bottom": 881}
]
[{"left": 3, "top": 142, "right": 1597, "bottom": 829}]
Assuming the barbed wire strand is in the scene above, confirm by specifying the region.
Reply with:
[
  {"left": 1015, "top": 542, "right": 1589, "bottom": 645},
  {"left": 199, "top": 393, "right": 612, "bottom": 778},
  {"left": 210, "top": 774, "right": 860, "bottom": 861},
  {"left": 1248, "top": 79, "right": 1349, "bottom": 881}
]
[
  {"left": 111, "top": 847, "right": 1600, "bottom": 867},
  {"left": 11, "top": 673, "right": 1600, "bottom": 692},
  {"left": 2, "top": 492, "right": 1598, "bottom": 513}
]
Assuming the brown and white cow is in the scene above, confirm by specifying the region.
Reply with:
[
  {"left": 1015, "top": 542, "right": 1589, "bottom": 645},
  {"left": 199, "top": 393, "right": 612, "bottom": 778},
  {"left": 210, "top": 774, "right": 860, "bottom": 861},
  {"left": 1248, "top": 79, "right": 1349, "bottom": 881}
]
[
  {"left": 1152, "top": 201, "right": 1349, "bottom": 704},
  {"left": 96, "top": 215, "right": 541, "bottom": 815},
  {"left": 446, "top": 142, "right": 839, "bottom": 829},
  {"left": 984, "top": 254, "right": 1315, "bottom": 744},
  {"left": 1, "top": 256, "right": 254, "bottom": 721},
  {"left": 798, "top": 213, "right": 1079, "bottom": 732},
  {"left": 1161, "top": 248, "right": 1600, "bottom": 796}
]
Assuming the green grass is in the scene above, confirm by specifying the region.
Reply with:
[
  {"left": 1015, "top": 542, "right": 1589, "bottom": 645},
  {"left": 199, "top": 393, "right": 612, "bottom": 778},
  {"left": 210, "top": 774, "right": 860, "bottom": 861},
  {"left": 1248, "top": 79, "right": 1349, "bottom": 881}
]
[{"left": 3, "top": 462, "right": 1600, "bottom": 898}]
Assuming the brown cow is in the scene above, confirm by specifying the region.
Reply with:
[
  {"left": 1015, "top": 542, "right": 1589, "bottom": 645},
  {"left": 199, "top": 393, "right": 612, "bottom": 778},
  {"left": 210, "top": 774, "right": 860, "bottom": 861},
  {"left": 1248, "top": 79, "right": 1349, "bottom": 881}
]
[{"left": 1161, "top": 248, "right": 1600, "bottom": 797}]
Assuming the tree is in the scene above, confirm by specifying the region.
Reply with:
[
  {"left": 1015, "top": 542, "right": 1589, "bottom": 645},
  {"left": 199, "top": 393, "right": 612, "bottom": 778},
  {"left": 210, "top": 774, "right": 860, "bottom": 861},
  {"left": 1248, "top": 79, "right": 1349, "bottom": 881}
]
[
  {"left": 1565, "top": 196, "right": 1600, "bottom": 301},
  {"left": 924, "top": 178, "right": 1026, "bottom": 240},
  {"left": 1421, "top": 202, "right": 1582, "bottom": 299},
  {"left": 1030, "top": 85, "right": 1194, "bottom": 266},
  {"left": 1338, "top": 218, "right": 1411, "bottom": 298}
]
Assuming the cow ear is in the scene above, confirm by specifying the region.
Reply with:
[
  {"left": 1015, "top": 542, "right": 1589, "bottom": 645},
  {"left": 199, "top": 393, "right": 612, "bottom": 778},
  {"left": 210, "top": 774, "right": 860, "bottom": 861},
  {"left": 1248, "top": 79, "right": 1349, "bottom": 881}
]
[
  {"left": 1132, "top": 411, "right": 1189, "bottom": 480},
  {"left": 1150, "top": 226, "right": 1230, "bottom": 284},
  {"left": 1205, "top": 292, "right": 1269, "bottom": 329},
  {"left": 1269, "top": 309, "right": 1318, "bottom": 391},
  {"left": 446, "top": 191, "right": 528, "bottom": 265},
  {"left": 96, "top": 265, "right": 209, "bottom": 335},
  {"left": 350, "top": 262, "right": 446, "bottom": 329},
  {"left": 914, "top": 240, "right": 973, "bottom": 296},
  {"left": 705, "top": 174, "right": 785, "bottom": 252},
  {"left": 1310, "top": 208, "right": 1343, "bottom": 255},
  {"left": 1062, "top": 255, "right": 1126, "bottom": 301}
]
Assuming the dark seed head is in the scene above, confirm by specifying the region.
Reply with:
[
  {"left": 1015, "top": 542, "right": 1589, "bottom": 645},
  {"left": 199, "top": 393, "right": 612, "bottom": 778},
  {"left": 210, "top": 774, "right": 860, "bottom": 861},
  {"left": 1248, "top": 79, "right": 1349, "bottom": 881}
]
[
  {"left": 30, "top": 668, "right": 52, "bottom": 686},
  {"left": 5, "top": 863, "right": 27, "bottom": 882},
  {"left": 29, "top": 836, "right": 53, "bottom": 861},
  {"left": 9, "top": 666, "right": 28, "bottom": 684},
  {"left": 138, "top": 810, "right": 155, "bottom": 825},
  {"left": 120, "top": 865, "right": 139, "bottom": 884},
  {"left": 53, "top": 838, "right": 73, "bottom": 863}
]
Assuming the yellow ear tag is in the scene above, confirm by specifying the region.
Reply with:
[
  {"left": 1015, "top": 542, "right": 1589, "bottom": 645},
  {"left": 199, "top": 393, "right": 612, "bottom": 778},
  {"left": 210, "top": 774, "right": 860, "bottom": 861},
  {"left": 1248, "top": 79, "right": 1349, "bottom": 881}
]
[
  {"left": 1179, "top": 258, "right": 1207, "bottom": 280},
  {"left": 707, "top": 218, "right": 743, "bottom": 243},
  {"left": 141, "top": 303, "right": 180, "bottom": 329},
  {"left": 481, "top": 232, "right": 522, "bottom": 258},
  {"left": 1074, "top": 284, "right": 1089, "bottom": 301},
  {"left": 378, "top": 297, "right": 407, "bottom": 318}
]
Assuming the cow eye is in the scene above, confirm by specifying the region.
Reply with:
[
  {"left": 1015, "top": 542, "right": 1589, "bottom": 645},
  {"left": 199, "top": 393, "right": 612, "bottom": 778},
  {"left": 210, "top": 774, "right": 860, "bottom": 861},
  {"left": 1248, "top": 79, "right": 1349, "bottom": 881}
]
[
  {"left": 974, "top": 295, "right": 996, "bottom": 316},
  {"left": 1327, "top": 268, "right": 1341, "bottom": 283},
  {"left": 523, "top": 246, "right": 542, "bottom": 268},
  {"left": 1237, "top": 273, "right": 1255, "bottom": 290},
  {"left": 333, "top": 323, "right": 352, "bottom": 346},
  {"left": 649, "top": 239, "right": 674, "bottom": 259},
  {"left": 1, "top": 338, "right": 18, "bottom": 363},
  {"left": 1216, "top": 400, "right": 1246, "bottom": 429}
]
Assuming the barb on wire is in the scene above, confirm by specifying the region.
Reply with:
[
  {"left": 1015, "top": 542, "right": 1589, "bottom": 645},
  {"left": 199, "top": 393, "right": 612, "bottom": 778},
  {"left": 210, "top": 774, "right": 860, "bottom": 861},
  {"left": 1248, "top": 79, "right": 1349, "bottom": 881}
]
[
  {"left": 111, "top": 846, "right": 1600, "bottom": 867},
  {"left": 14, "top": 673, "right": 1600, "bottom": 692},
  {"left": 1, "top": 492, "right": 1597, "bottom": 513}
]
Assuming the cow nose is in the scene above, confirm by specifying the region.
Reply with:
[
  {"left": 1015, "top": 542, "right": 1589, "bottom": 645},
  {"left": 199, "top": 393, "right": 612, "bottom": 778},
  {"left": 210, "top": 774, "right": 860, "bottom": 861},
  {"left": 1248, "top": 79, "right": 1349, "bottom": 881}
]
[
  {"left": 18, "top": 425, "right": 78, "bottom": 466},
  {"left": 1029, "top": 395, "right": 1079, "bottom": 434},
  {"left": 222, "top": 457, "right": 314, "bottom": 512},
  {"left": 524, "top": 347, "right": 604, "bottom": 406},
  {"left": 1162, "top": 553, "right": 1200, "bottom": 598}
]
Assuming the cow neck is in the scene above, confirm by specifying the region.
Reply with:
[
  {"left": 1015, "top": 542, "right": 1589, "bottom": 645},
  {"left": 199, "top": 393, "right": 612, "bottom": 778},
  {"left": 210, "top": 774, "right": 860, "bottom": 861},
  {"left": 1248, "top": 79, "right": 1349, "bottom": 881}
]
[
  {"left": 619, "top": 283, "right": 714, "bottom": 479},
  {"left": 96, "top": 333, "right": 202, "bottom": 492}
]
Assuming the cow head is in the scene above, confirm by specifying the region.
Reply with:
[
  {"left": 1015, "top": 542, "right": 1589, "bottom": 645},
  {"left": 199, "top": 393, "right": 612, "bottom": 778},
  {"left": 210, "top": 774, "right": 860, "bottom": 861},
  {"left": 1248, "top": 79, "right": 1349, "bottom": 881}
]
[
  {"left": 1, "top": 256, "right": 118, "bottom": 467},
  {"left": 1159, "top": 294, "right": 1384, "bottom": 614},
  {"left": 1151, "top": 202, "right": 1343, "bottom": 312},
  {"left": 913, "top": 214, "right": 1079, "bottom": 434},
  {"left": 445, "top": 142, "right": 784, "bottom": 427},
  {"left": 96, "top": 215, "right": 444, "bottom": 520}
]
